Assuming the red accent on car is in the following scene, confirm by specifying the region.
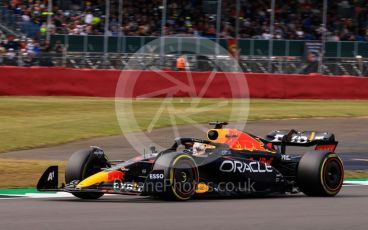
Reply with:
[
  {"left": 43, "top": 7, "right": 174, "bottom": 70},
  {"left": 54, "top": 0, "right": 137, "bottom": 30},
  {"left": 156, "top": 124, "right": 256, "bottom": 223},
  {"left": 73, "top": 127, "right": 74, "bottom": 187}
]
[
  {"left": 108, "top": 171, "right": 124, "bottom": 181},
  {"left": 259, "top": 157, "right": 274, "bottom": 165},
  {"left": 219, "top": 129, "right": 275, "bottom": 152},
  {"left": 266, "top": 143, "right": 274, "bottom": 149},
  {"left": 315, "top": 144, "right": 337, "bottom": 152}
]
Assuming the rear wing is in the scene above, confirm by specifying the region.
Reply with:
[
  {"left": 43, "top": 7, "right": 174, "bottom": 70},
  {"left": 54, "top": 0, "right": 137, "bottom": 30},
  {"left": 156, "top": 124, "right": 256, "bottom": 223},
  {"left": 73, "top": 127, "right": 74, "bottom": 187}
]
[{"left": 264, "top": 130, "right": 338, "bottom": 153}]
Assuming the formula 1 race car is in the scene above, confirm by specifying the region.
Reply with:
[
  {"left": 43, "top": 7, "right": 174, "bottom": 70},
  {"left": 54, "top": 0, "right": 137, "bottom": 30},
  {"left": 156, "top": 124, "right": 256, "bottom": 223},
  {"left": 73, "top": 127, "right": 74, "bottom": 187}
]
[{"left": 37, "top": 122, "right": 344, "bottom": 200}]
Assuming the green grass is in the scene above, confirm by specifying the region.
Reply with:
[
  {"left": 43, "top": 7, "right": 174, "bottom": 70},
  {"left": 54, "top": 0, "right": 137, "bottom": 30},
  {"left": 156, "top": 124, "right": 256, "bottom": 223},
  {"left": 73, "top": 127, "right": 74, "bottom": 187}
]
[
  {"left": 345, "top": 171, "right": 368, "bottom": 179},
  {"left": 1, "top": 96, "right": 368, "bottom": 153},
  {"left": 0, "top": 159, "right": 66, "bottom": 188}
]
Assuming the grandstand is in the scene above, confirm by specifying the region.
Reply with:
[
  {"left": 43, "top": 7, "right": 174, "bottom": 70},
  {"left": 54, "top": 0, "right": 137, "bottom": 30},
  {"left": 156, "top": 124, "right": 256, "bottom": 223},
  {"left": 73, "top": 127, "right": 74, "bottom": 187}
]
[{"left": 1, "top": 0, "right": 368, "bottom": 76}]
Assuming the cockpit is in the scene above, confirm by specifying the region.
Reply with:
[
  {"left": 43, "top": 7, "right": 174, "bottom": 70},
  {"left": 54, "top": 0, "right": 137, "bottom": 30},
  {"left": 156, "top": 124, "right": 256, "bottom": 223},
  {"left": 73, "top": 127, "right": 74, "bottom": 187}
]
[{"left": 192, "top": 142, "right": 216, "bottom": 156}]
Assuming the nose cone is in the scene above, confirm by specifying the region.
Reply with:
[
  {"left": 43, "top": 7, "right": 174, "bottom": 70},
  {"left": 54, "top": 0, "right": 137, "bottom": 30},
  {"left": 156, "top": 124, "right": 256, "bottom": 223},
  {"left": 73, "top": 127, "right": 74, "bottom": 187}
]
[
  {"left": 76, "top": 171, "right": 109, "bottom": 189},
  {"left": 76, "top": 170, "right": 124, "bottom": 189}
]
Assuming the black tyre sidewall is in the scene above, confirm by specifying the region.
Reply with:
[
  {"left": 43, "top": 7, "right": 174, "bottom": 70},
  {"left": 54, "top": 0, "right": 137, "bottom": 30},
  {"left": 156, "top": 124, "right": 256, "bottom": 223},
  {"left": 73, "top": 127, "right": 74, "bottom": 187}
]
[
  {"left": 65, "top": 149, "right": 105, "bottom": 199},
  {"left": 298, "top": 151, "right": 344, "bottom": 197},
  {"left": 153, "top": 152, "right": 199, "bottom": 201}
]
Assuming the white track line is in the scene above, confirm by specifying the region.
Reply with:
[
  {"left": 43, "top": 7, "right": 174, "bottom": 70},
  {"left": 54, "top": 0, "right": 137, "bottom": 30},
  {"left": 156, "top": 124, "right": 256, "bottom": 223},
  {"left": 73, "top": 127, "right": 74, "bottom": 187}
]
[
  {"left": 24, "top": 192, "right": 74, "bottom": 198},
  {"left": 343, "top": 181, "right": 368, "bottom": 186},
  {"left": 0, "top": 181, "right": 367, "bottom": 199}
]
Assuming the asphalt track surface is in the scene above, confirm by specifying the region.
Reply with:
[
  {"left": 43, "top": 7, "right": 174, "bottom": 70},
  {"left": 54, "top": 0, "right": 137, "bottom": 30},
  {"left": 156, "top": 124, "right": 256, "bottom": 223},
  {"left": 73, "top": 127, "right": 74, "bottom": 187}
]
[
  {"left": 1, "top": 118, "right": 368, "bottom": 230},
  {"left": 2, "top": 117, "right": 368, "bottom": 170},
  {"left": 0, "top": 186, "right": 367, "bottom": 230}
]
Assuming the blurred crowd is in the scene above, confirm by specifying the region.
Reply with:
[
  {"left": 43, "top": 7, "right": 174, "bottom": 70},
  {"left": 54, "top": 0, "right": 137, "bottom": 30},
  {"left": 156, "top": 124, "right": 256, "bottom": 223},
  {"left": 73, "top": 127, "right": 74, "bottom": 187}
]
[
  {"left": 0, "top": 32, "right": 63, "bottom": 66},
  {"left": 1, "top": 0, "right": 368, "bottom": 41}
]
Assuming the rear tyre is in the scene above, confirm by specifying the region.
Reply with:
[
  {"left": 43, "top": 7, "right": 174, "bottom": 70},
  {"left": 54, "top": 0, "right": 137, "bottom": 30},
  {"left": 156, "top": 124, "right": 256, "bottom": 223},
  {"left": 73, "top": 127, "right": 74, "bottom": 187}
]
[
  {"left": 65, "top": 148, "right": 109, "bottom": 199},
  {"left": 298, "top": 151, "right": 344, "bottom": 197}
]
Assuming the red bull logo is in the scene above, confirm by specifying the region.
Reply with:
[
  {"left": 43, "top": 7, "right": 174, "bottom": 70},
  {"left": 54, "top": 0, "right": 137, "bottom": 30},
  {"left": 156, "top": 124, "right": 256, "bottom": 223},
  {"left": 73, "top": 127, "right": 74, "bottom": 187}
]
[{"left": 208, "top": 128, "right": 275, "bottom": 153}]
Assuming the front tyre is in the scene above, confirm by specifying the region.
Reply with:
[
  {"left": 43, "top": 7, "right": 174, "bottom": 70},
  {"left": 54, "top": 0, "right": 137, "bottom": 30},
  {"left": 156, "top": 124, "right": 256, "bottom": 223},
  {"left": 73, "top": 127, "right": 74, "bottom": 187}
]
[
  {"left": 65, "top": 148, "right": 109, "bottom": 199},
  {"left": 153, "top": 153, "right": 199, "bottom": 201},
  {"left": 298, "top": 151, "right": 344, "bottom": 197}
]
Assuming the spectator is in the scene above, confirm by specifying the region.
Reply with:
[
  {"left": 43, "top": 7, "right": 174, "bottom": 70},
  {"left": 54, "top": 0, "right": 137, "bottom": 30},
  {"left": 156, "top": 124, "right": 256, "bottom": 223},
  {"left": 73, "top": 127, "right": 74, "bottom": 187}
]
[
  {"left": 4, "top": 35, "right": 19, "bottom": 50},
  {"left": 3, "top": 48, "right": 17, "bottom": 66},
  {"left": 300, "top": 51, "right": 319, "bottom": 74},
  {"left": 39, "top": 39, "right": 51, "bottom": 52},
  {"left": 176, "top": 55, "right": 186, "bottom": 71},
  {"left": 0, "top": 33, "right": 43, "bottom": 67},
  {"left": 3, "top": 0, "right": 368, "bottom": 41},
  {"left": 53, "top": 40, "right": 64, "bottom": 54},
  {"left": 0, "top": 47, "right": 6, "bottom": 65}
]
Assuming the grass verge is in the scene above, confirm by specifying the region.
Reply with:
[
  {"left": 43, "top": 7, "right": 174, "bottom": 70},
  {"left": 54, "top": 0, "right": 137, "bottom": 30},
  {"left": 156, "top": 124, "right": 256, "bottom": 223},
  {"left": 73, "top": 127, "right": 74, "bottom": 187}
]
[
  {"left": 1, "top": 96, "right": 368, "bottom": 153},
  {"left": 0, "top": 159, "right": 66, "bottom": 188}
]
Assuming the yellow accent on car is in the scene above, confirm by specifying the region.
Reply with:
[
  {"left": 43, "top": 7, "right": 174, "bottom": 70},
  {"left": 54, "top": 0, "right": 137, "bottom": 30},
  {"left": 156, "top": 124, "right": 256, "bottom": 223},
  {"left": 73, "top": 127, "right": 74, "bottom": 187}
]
[
  {"left": 76, "top": 171, "right": 109, "bottom": 189},
  {"left": 195, "top": 183, "right": 209, "bottom": 194},
  {"left": 319, "top": 154, "right": 343, "bottom": 195},
  {"left": 207, "top": 129, "right": 229, "bottom": 142},
  {"left": 169, "top": 154, "right": 198, "bottom": 200}
]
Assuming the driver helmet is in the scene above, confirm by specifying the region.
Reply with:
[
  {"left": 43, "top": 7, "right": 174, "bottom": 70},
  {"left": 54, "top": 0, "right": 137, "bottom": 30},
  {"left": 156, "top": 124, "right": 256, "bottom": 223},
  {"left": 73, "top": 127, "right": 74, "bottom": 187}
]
[{"left": 193, "top": 142, "right": 207, "bottom": 156}]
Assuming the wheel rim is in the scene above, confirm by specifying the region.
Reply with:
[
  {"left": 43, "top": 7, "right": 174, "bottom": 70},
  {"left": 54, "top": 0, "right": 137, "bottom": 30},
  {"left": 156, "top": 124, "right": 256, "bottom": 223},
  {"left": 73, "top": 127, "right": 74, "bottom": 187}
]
[
  {"left": 323, "top": 158, "right": 343, "bottom": 192},
  {"left": 172, "top": 158, "right": 198, "bottom": 198}
]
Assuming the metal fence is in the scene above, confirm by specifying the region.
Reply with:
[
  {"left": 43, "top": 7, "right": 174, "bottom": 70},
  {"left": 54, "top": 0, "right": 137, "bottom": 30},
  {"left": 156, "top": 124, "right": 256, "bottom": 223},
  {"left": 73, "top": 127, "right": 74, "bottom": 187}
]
[
  {"left": 49, "top": 35, "right": 368, "bottom": 59},
  {"left": 2, "top": 51, "right": 368, "bottom": 76}
]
